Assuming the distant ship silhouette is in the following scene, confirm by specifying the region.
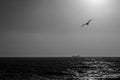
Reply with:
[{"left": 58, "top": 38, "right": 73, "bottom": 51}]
[{"left": 72, "top": 54, "right": 80, "bottom": 58}]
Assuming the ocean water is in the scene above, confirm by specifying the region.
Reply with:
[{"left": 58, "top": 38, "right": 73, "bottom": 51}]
[{"left": 0, "top": 57, "right": 120, "bottom": 80}]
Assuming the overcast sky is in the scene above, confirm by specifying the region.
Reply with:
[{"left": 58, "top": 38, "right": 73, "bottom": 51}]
[{"left": 0, "top": 0, "right": 120, "bottom": 57}]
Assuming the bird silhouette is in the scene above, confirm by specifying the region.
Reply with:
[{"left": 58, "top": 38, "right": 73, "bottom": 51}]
[{"left": 81, "top": 19, "right": 93, "bottom": 27}]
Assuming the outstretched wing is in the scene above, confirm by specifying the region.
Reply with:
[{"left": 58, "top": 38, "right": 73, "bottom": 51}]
[
  {"left": 81, "top": 23, "right": 86, "bottom": 27},
  {"left": 88, "top": 19, "right": 93, "bottom": 24}
]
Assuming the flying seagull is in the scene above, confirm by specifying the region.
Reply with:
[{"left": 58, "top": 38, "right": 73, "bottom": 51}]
[{"left": 81, "top": 19, "right": 93, "bottom": 27}]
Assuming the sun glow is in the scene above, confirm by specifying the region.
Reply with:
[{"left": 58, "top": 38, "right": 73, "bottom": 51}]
[
  {"left": 90, "top": 0, "right": 105, "bottom": 5},
  {"left": 85, "top": 0, "right": 108, "bottom": 7},
  {"left": 82, "top": 0, "right": 112, "bottom": 18}
]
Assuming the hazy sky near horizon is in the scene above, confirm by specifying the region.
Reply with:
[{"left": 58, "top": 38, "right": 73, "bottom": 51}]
[{"left": 0, "top": 0, "right": 120, "bottom": 57}]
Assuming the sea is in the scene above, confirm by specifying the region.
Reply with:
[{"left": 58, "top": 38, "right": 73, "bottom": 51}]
[{"left": 0, "top": 57, "right": 120, "bottom": 80}]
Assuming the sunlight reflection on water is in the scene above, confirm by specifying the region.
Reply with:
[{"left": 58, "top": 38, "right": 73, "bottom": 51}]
[
  {"left": 54, "top": 57, "right": 120, "bottom": 80},
  {"left": 1, "top": 57, "right": 119, "bottom": 80}
]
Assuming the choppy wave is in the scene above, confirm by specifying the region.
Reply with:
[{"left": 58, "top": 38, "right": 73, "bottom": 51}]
[{"left": 0, "top": 57, "right": 120, "bottom": 80}]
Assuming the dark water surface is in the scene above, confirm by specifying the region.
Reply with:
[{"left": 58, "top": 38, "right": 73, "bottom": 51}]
[{"left": 0, "top": 57, "right": 120, "bottom": 80}]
